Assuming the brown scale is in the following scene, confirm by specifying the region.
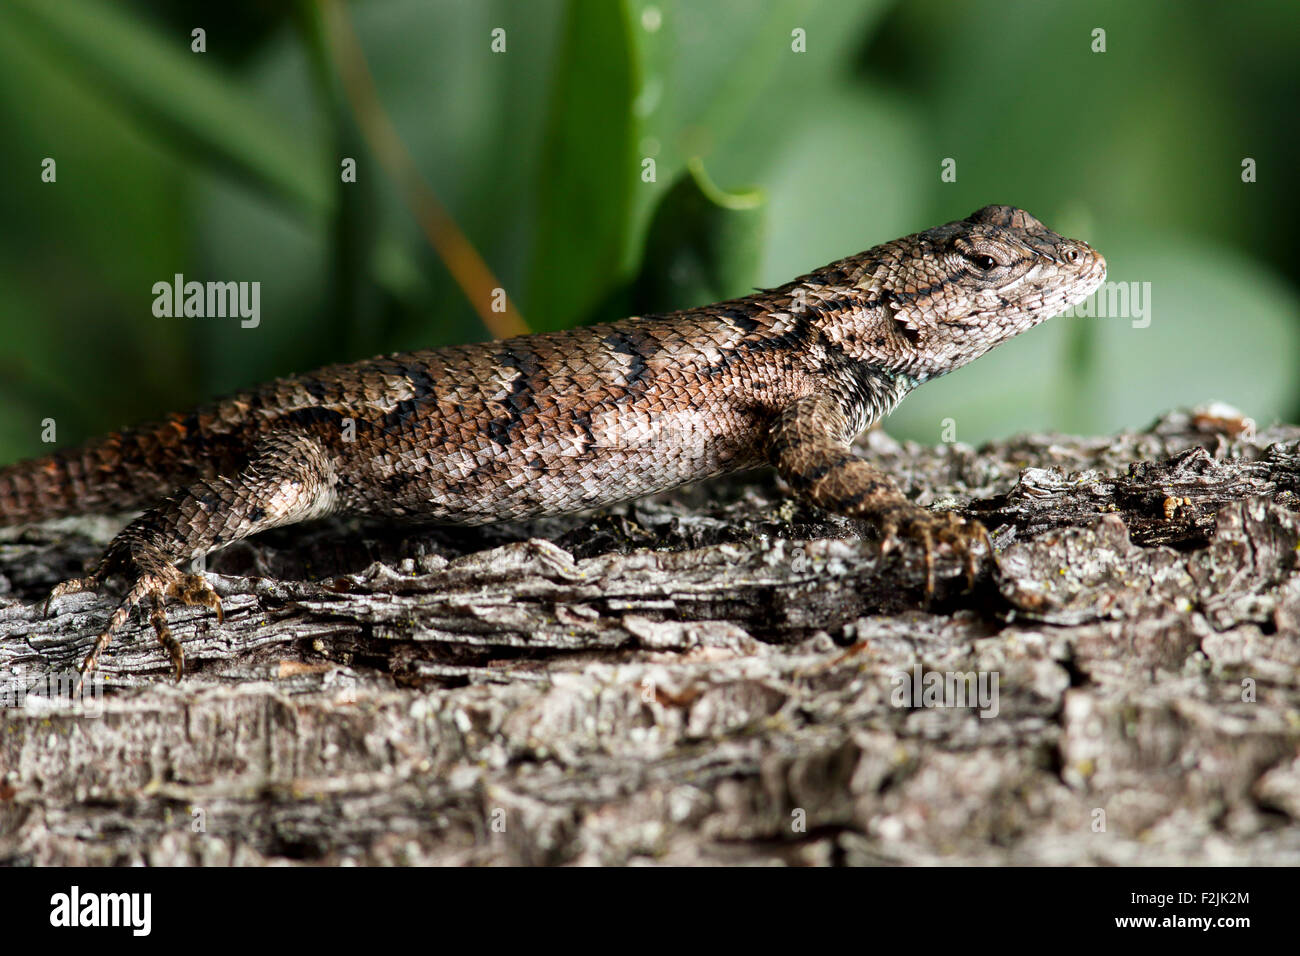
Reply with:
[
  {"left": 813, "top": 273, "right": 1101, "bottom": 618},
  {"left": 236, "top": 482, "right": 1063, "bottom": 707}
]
[{"left": 0, "top": 205, "right": 1106, "bottom": 680}]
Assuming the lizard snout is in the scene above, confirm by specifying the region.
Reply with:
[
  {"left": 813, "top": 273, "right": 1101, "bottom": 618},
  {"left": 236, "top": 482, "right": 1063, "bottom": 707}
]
[{"left": 1067, "top": 241, "right": 1107, "bottom": 284}]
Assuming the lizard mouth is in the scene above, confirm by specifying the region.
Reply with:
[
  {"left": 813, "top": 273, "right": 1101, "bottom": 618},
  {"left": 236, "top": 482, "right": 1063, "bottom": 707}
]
[
  {"left": 1077, "top": 238, "right": 1107, "bottom": 282},
  {"left": 1071, "top": 245, "right": 1108, "bottom": 303}
]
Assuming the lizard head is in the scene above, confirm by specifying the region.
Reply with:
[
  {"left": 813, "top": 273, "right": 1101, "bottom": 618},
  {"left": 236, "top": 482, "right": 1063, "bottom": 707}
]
[{"left": 819, "top": 204, "right": 1106, "bottom": 383}]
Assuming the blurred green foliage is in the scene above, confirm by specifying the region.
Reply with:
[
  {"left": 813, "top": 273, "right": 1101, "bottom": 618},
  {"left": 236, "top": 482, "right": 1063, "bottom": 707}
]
[{"left": 0, "top": 0, "right": 1296, "bottom": 463}]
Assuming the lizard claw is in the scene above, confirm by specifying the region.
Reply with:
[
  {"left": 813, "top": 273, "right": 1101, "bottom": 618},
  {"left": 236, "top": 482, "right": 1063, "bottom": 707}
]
[
  {"left": 879, "top": 533, "right": 897, "bottom": 559},
  {"left": 975, "top": 522, "right": 999, "bottom": 579},
  {"left": 879, "top": 508, "right": 993, "bottom": 597},
  {"left": 920, "top": 525, "right": 936, "bottom": 599}
]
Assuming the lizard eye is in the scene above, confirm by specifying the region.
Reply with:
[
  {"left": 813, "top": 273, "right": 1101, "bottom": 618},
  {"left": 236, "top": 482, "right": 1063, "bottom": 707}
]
[{"left": 950, "top": 238, "right": 1007, "bottom": 274}]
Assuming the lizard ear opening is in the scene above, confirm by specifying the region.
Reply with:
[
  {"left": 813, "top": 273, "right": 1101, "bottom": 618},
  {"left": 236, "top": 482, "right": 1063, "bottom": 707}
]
[
  {"left": 880, "top": 291, "right": 922, "bottom": 345},
  {"left": 892, "top": 316, "right": 921, "bottom": 345}
]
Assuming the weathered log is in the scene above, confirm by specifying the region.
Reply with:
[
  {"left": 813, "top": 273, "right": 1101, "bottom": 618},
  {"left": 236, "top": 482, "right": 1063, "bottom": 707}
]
[{"left": 1, "top": 405, "right": 1297, "bottom": 865}]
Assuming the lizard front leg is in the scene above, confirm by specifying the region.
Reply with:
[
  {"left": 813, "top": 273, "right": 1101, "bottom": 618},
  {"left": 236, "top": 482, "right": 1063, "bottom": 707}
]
[
  {"left": 769, "top": 394, "right": 992, "bottom": 593},
  {"left": 46, "top": 432, "right": 339, "bottom": 681}
]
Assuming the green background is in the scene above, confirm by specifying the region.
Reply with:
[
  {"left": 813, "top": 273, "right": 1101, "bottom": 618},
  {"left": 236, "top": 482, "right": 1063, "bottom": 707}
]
[{"left": 1, "top": 0, "right": 1296, "bottom": 461}]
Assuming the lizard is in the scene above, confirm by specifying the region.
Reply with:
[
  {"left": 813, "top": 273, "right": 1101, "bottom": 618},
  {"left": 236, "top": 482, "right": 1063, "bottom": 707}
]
[{"left": 0, "top": 204, "right": 1106, "bottom": 681}]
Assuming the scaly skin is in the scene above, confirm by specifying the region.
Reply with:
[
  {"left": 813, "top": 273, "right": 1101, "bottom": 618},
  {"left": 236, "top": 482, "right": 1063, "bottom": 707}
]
[{"left": 0, "top": 205, "right": 1106, "bottom": 679}]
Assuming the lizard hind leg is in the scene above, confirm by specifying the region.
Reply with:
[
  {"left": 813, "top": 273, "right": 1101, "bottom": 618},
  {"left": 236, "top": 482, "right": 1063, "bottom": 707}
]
[{"left": 52, "top": 432, "right": 338, "bottom": 681}]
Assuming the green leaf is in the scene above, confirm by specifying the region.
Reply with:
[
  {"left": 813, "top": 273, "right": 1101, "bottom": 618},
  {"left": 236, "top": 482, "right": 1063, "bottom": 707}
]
[
  {"left": 527, "top": 0, "right": 892, "bottom": 332},
  {"left": 631, "top": 159, "right": 765, "bottom": 314},
  {"left": 0, "top": 0, "right": 331, "bottom": 220},
  {"left": 626, "top": 0, "right": 893, "bottom": 263},
  {"left": 526, "top": 0, "right": 637, "bottom": 331}
]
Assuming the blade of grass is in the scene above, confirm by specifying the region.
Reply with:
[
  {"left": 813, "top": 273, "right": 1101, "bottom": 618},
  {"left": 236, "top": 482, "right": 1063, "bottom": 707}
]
[{"left": 1, "top": 0, "right": 330, "bottom": 219}]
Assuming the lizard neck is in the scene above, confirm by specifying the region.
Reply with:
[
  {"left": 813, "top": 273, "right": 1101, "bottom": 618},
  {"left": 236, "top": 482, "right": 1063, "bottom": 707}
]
[{"left": 821, "top": 355, "right": 919, "bottom": 441}]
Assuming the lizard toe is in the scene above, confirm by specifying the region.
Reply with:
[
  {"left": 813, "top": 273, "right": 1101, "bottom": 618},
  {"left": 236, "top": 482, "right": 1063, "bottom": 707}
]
[
  {"left": 886, "top": 509, "right": 995, "bottom": 595},
  {"left": 147, "top": 591, "right": 185, "bottom": 682},
  {"left": 76, "top": 564, "right": 217, "bottom": 682},
  {"left": 43, "top": 574, "right": 101, "bottom": 617},
  {"left": 936, "top": 514, "right": 994, "bottom": 591}
]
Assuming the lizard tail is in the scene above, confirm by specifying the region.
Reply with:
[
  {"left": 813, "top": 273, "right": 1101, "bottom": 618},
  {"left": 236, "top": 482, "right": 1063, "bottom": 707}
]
[{"left": 0, "top": 421, "right": 215, "bottom": 527}]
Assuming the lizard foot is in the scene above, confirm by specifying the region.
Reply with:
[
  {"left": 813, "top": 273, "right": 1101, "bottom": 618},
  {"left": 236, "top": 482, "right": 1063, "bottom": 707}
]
[
  {"left": 879, "top": 508, "right": 996, "bottom": 597},
  {"left": 66, "top": 567, "right": 223, "bottom": 686}
]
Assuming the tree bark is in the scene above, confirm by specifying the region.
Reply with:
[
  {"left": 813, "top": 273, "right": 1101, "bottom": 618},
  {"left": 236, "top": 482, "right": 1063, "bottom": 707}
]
[{"left": 1, "top": 404, "right": 1298, "bottom": 865}]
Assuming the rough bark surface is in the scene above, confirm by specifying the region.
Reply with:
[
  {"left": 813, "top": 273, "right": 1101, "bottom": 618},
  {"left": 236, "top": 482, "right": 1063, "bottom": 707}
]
[{"left": 1, "top": 405, "right": 1298, "bottom": 866}]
